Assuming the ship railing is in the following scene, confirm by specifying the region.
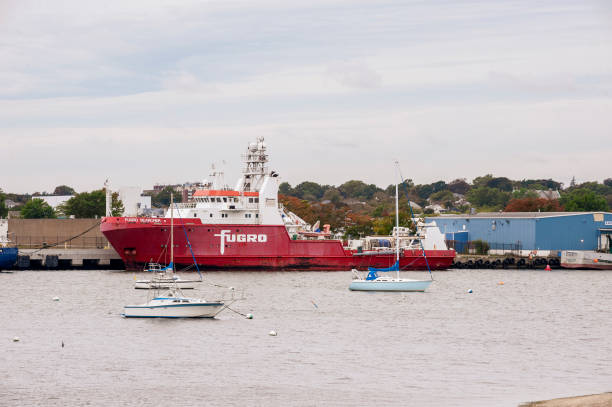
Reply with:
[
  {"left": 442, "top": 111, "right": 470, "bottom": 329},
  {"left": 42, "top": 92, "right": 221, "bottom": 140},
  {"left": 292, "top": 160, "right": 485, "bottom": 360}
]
[
  {"left": 173, "top": 203, "right": 196, "bottom": 209},
  {"left": 13, "top": 235, "right": 109, "bottom": 249}
]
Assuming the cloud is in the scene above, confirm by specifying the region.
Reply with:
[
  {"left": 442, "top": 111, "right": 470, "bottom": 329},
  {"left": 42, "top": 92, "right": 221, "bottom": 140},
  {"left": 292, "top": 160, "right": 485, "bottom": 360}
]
[
  {"left": 327, "top": 60, "right": 382, "bottom": 89},
  {"left": 1, "top": 0, "right": 611, "bottom": 193}
]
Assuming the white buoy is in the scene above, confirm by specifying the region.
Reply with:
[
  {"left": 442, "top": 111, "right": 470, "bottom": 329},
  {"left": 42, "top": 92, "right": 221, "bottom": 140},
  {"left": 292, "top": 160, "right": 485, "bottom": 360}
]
[
  {"left": 246, "top": 314, "right": 253, "bottom": 319},
  {"left": 52, "top": 296, "right": 60, "bottom": 301},
  {"left": 13, "top": 337, "right": 20, "bottom": 342},
  {"left": 269, "top": 330, "right": 277, "bottom": 336}
]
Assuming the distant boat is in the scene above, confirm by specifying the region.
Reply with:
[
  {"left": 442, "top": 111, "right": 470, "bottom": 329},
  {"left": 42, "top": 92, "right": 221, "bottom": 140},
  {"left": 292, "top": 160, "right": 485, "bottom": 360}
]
[
  {"left": 134, "top": 263, "right": 199, "bottom": 289},
  {"left": 561, "top": 250, "right": 612, "bottom": 270},
  {"left": 349, "top": 169, "right": 433, "bottom": 292},
  {"left": 124, "top": 194, "right": 229, "bottom": 318}
]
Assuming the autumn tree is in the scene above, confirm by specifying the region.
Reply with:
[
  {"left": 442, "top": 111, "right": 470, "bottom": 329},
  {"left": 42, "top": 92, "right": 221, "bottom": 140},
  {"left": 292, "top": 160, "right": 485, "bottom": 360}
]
[{"left": 504, "top": 198, "right": 563, "bottom": 212}]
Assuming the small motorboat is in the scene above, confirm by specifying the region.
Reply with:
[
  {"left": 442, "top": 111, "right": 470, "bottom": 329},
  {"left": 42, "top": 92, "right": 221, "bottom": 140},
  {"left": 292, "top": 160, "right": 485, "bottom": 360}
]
[
  {"left": 134, "top": 263, "right": 199, "bottom": 289},
  {"left": 123, "top": 287, "right": 226, "bottom": 318}
]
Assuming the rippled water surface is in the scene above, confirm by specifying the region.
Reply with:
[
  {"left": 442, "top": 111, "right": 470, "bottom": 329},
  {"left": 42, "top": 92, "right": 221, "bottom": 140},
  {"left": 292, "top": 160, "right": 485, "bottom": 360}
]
[{"left": 2, "top": 269, "right": 611, "bottom": 406}]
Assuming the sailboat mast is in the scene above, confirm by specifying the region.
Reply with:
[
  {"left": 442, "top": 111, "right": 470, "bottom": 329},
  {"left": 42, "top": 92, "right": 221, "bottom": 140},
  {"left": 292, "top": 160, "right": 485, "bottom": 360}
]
[
  {"left": 170, "top": 193, "right": 174, "bottom": 272},
  {"left": 395, "top": 182, "right": 399, "bottom": 279}
]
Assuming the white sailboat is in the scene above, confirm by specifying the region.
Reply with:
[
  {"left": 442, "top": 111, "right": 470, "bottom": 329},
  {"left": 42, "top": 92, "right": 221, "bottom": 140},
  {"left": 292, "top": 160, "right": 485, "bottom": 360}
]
[
  {"left": 349, "top": 173, "right": 433, "bottom": 292},
  {"left": 134, "top": 263, "right": 200, "bottom": 289},
  {"left": 124, "top": 194, "right": 229, "bottom": 318},
  {"left": 134, "top": 196, "right": 202, "bottom": 289}
]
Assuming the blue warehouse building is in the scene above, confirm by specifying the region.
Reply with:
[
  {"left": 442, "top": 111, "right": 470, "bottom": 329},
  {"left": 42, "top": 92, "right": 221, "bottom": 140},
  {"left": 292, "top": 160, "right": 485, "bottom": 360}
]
[{"left": 425, "top": 212, "right": 612, "bottom": 255}]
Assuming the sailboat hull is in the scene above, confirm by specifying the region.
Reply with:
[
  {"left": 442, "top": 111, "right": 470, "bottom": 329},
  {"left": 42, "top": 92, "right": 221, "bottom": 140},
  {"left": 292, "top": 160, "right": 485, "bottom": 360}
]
[
  {"left": 349, "top": 279, "right": 432, "bottom": 292},
  {"left": 134, "top": 280, "right": 197, "bottom": 289}
]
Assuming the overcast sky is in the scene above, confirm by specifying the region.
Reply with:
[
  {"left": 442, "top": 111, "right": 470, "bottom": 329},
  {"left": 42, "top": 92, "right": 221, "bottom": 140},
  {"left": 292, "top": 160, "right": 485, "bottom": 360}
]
[{"left": 1, "top": 0, "right": 611, "bottom": 194}]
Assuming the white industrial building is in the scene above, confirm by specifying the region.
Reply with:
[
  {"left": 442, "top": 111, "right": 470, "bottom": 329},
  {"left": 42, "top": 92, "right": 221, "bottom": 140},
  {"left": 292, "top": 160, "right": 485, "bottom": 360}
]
[{"left": 118, "top": 187, "right": 151, "bottom": 216}]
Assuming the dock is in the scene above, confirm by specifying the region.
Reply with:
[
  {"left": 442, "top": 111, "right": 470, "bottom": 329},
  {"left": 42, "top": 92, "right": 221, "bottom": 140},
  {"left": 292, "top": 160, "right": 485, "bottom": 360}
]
[{"left": 16, "top": 248, "right": 124, "bottom": 269}]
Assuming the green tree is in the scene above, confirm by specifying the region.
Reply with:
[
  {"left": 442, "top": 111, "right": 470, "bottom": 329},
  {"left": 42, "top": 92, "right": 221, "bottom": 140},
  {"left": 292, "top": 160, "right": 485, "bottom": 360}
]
[
  {"left": 448, "top": 178, "right": 470, "bottom": 195},
  {"left": 338, "top": 180, "right": 380, "bottom": 200},
  {"left": 279, "top": 182, "right": 294, "bottom": 196},
  {"left": 372, "top": 211, "right": 415, "bottom": 235},
  {"left": 472, "top": 174, "right": 494, "bottom": 188},
  {"left": 486, "top": 177, "right": 513, "bottom": 192},
  {"left": 60, "top": 190, "right": 124, "bottom": 218},
  {"left": 559, "top": 189, "right": 608, "bottom": 212},
  {"left": 53, "top": 185, "right": 76, "bottom": 195},
  {"left": 151, "top": 187, "right": 182, "bottom": 208},
  {"left": 0, "top": 189, "right": 7, "bottom": 218},
  {"left": 322, "top": 188, "right": 342, "bottom": 205},
  {"left": 293, "top": 181, "right": 325, "bottom": 200},
  {"left": 466, "top": 186, "right": 511, "bottom": 210},
  {"left": 21, "top": 199, "right": 56, "bottom": 219},
  {"left": 429, "top": 190, "right": 455, "bottom": 207}
]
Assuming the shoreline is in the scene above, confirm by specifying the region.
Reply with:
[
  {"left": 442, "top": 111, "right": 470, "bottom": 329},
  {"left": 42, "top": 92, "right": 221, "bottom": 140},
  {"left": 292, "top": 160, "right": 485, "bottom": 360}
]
[{"left": 521, "top": 392, "right": 612, "bottom": 407}]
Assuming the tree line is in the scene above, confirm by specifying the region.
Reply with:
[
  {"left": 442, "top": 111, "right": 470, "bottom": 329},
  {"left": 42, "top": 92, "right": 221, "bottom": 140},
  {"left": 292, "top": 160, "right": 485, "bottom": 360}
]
[
  {"left": 278, "top": 176, "right": 612, "bottom": 237},
  {"left": 2, "top": 177, "right": 611, "bottom": 233},
  {"left": 0, "top": 186, "right": 124, "bottom": 219}
]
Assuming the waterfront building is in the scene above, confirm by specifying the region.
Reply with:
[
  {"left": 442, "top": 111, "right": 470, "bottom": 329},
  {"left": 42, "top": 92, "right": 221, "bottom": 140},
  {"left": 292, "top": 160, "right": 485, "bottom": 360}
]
[{"left": 426, "top": 212, "right": 612, "bottom": 255}]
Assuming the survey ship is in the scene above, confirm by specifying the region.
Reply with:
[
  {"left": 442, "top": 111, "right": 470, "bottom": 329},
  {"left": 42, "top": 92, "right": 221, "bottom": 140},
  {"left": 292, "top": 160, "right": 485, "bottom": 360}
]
[{"left": 101, "top": 138, "right": 455, "bottom": 271}]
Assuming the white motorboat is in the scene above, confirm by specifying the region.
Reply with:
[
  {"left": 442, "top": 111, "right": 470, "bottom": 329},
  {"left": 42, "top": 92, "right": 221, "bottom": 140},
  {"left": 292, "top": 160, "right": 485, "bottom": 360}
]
[
  {"left": 123, "top": 288, "right": 226, "bottom": 318},
  {"left": 349, "top": 167, "right": 433, "bottom": 292}
]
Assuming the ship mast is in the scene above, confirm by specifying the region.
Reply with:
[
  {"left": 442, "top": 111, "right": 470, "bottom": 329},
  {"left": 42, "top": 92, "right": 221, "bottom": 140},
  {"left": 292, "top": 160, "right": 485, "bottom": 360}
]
[
  {"left": 170, "top": 192, "right": 174, "bottom": 273},
  {"left": 240, "top": 137, "right": 268, "bottom": 192},
  {"left": 395, "top": 182, "right": 400, "bottom": 280}
]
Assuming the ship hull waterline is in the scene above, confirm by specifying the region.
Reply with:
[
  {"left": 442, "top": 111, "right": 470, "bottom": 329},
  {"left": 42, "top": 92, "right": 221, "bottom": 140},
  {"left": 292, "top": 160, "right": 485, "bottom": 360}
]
[{"left": 101, "top": 218, "right": 455, "bottom": 271}]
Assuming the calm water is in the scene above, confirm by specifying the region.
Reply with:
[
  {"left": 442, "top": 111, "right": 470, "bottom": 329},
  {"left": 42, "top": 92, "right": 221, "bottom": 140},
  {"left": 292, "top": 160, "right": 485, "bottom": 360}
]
[{"left": 1, "top": 269, "right": 611, "bottom": 406}]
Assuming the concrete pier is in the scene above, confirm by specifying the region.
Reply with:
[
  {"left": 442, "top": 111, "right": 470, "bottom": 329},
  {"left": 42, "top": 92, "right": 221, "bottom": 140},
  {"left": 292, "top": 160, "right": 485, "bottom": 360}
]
[{"left": 17, "top": 248, "right": 123, "bottom": 269}]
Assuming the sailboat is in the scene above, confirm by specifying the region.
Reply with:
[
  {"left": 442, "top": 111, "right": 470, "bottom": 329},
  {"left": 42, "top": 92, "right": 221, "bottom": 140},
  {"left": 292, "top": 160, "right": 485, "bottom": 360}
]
[
  {"left": 349, "top": 171, "right": 433, "bottom": 292},
  {"left": 134, "top": 196, "right": 202, "bottom": 289},
  {"left": 124, "top": 194, "right": 229, "bottom": 318}
]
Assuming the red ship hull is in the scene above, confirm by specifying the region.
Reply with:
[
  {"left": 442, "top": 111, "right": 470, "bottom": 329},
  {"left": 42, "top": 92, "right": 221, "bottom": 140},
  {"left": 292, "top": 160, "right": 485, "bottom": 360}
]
[{"left": 101, "top": 217, "right": 455, "bottom": 271}]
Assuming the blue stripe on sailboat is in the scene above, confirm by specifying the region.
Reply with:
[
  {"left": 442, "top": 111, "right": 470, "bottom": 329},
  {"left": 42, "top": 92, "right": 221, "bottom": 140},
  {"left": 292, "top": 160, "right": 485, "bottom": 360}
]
[
  {"left": 124, "top": 303, "right": 223, "bottom": 309},
  {"left": 366, "top": 261, "right": 399, "bottom": 280}
]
